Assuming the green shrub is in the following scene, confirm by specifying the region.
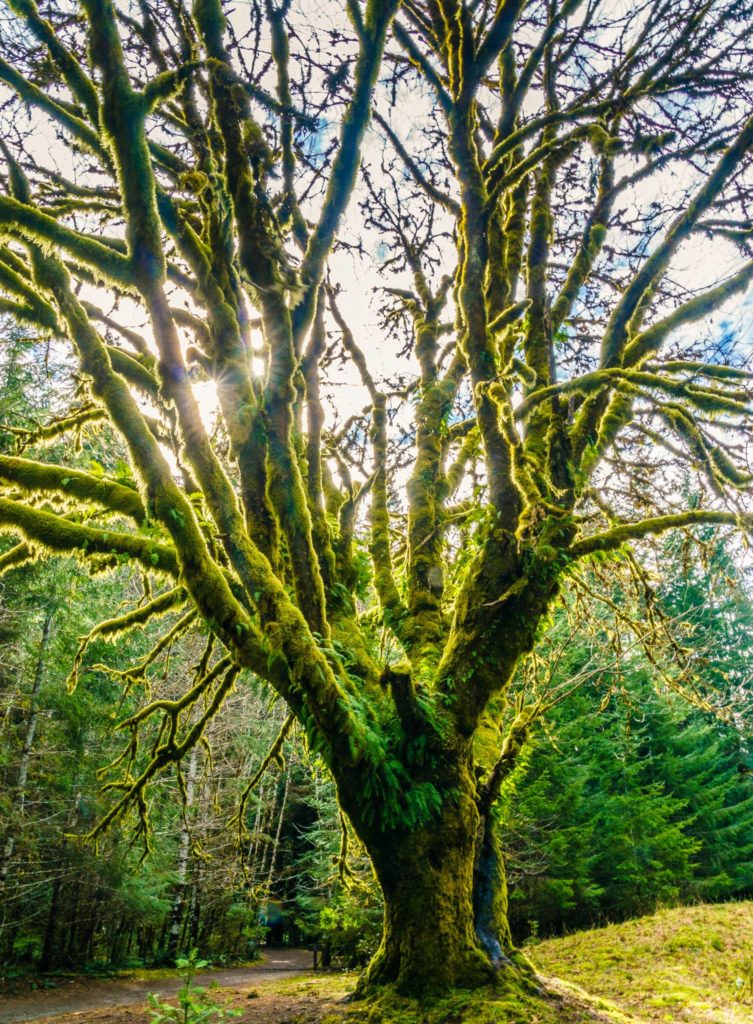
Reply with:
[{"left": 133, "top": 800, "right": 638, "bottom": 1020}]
[{"left": 147, "top": 950, "right": 242, "bottom": 1024}]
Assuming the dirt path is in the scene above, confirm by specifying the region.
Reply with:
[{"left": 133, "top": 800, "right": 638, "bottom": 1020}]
[{"left": 0, "top": 949, "right": 314, "bottom": 1024}]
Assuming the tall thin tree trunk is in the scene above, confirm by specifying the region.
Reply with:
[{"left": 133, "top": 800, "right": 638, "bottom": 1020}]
[
  {"left": 165, "top": 746, "right": 198, "bottom": 961},
  {"left": 39, "top": 868, "right": 62, "bottom": 972},
  {"left": 0, "top": 607, "right": 54, "bottom": 889},
  {"left": 266, "top": 768, "right": 290, "bottom": 895},
  {"left": 257, "top": 781, "right": 280, "bottom": 883},
  {"left": 247, "top": 776, "right": 266, "bottom": 883}
]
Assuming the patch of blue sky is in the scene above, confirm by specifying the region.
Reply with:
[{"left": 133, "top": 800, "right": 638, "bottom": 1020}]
[{"left": 302, "top": 117, "right": 336, "bottom": 167}]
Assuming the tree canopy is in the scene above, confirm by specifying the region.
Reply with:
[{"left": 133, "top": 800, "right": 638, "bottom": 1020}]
[{"left": 1, "top": 0, "right": 753, "bottom": 994}]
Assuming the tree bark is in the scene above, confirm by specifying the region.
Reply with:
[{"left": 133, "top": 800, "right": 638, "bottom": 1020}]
[
  {"left": 39, "top": 868, "right": 62, "bottom": 971},
  {"left": 473, "top": 823, "right": 514, "bottom": 966},
  {"left": 265, "top": 767, "right": 290, "bottom": 895},
  {"left": 0, "top": 606, "right": 54, "bottom": 890},
  {"left": 365, "top": 845, "right": 492, "bottom": 992},
  {"left": 338, "top": 730, "right": 538, "bottom": 996},
  {"left": 344, "top": 756, "right": 494, "bottom": 994},
  {"left": 164, "top": 745, "right": 198, "bottom": 962}
]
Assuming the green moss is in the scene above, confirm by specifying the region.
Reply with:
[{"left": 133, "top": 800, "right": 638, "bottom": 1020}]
[
  {"left": 0, "top": 496, "right": 178, "bottom": 576},
  {"left": 325, "top": 973, "right": 631, "bottom": 1024},
  {"left": 8, "top": 0, "right": 100, "bottom": 122},
  {"left": 0, "top": 54, "right": 104, "bottom": 157},
  {"left": 0, "top": 195, "right": 134, "bottom": 288},
  {"left": 532, "top": 900, "right": 753, "bottom": 1024},
  {"left": 0, "top": 454, "right": 146, "bottom": 523}
]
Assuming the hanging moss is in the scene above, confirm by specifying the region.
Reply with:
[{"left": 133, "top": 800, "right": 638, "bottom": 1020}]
[
  {"left": 67, "top": 585, "right": 186, "bottom": 691},
  {"left": 0, "top": 540, "right": 33, "bottom": 575}
]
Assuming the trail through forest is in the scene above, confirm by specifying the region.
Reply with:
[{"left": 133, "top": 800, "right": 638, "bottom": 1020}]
[{"left": 0, "top": 949, "right": 312, "bottom": 1024}]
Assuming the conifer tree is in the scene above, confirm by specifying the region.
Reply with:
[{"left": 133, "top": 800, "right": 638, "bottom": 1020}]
[{"left": 506, "top": 535, "right": 753, "bottom": 934}]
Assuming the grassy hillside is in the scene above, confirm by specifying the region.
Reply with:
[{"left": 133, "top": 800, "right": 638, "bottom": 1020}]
[
  {"left": 530, "top": 900, "right": 753, "bottom": 1023},
  {"left": 317, "top": 902, "right": 753, "bottom": 1024}
]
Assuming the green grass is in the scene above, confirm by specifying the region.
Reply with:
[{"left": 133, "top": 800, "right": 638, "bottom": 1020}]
[
  {"left": 320, "top": 901, "right": 753, "bottom": 1023},
  {"left": 530, "top": 899, "right": 753, "bottom": 1023}
]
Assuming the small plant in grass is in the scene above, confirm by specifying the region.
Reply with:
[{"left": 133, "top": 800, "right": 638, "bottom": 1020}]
[
  {"left": 147, "top": 950, "right": 242, "bottom": 1024},
  {"left": 734, "top": 956, "right": 753, "bottom": 1003}
]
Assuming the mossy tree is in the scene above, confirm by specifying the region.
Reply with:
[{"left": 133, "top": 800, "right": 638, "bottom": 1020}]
[{"left": 0, "top": 0, "right": 753, "bottom": 995}]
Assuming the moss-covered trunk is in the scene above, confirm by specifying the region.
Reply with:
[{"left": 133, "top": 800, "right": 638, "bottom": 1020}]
[
  {"left": 363, "top": 810, "right": 492, "bottom": 992},
  {"left": 474, "top": 821, "right": 514, "bottom": 965},
  {"left": 338, "top": 749, "right": 509, "bottom": 995}
]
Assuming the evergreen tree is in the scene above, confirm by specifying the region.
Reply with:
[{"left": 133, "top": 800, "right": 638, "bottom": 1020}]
[{"left": 506, "top": 536, "right": 753, "bottom": 937}]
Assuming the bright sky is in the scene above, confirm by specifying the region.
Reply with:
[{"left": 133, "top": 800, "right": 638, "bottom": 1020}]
[{"left": 3, "top": 0, "right": 753, "bottom": 522}]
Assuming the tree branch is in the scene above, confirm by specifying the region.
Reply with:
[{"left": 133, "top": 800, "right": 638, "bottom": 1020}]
[{"left": 570, "top": 510, "right": 753, "bottom": 558}]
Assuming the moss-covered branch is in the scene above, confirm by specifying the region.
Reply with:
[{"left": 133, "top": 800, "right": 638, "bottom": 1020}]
[
  {"left": 516, "top": 365, "right": 751, "bottom": 422},
  {"left": 0, "top": 56, "right": 105, "bottom": 160},
  {"left": 90, "top": 660, "right": 241, "bottom": 843},
  {"left": 464, "top": 0, "right": 524, "bottom": 99},
  {"left": 403, "top": 274, "right": 457, "bottom": 670},
  {"left": 572, "top": 110, "right": 753, "bottom": 468},
  {"left": 0, "top": 541, "right": 33, "bottom": 575},
  {"left": 393, "top": 18, "right": 452, "bottom": 114},
  {"left": 0, "top": 497, "right": 178, "bottom": 574},
  {"left": 5, "top": 405, "right": 105, "bottom": 450},
  {"left": 269, "top": 1, "right": 308, "bottom": 248},
  {"left": 0, "top": 455, "right": 146, "bottom": 523},
  {"left": 77, "top": 0, "right": 360, "bottom": 766},
  {"left": 293, "top": 0, "right": 401, "bottom": 344},
  {"left": 0, "top": 195, "right": 134, "bottom": 287},
  {"left": 520, "top": 117, "right": 559, "bottom": 478},
  {"left": 68, "top": 586, "right": 187, "bottom": 690},
  {"left": 478, "top": 703, "right": 539, "bottom": 816},
  {"left": 449, "top": 109, "right": 519, "bottom": 521},
  {"left": 302, "top": 289, "right": 338, "bottom": 604},
  {"left": 231, "top": 711, "right": 295, "bottom": 842},
  {"left": 570, "top": 510, "right": 753, "bottom": 558},
  {"left": 194, "top": 0, "right": 326, "bottom": 621},
  {"left": 329, "top": 288, "right": 407, "bottom": 635},
  {"left": 549, "top": 137, "right": 616, "bottom": 333},
  {"left": 8, "top": 0, "right": 100, "bottom": 123},
  {"left": 624, "top": 259, "right": 753, "bottom": 366}
]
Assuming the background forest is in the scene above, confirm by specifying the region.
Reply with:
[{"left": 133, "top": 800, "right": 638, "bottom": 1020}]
[{"left": 2, "top": 325, "right": 752, "bottom": 980}]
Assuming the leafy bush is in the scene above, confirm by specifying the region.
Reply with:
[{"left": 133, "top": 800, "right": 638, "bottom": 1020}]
[{"left": 318, "top": 889, "right": 382, "bottom": 968}]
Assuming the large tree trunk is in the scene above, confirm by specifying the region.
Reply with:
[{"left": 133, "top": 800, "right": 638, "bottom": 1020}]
[
  {"left": 365, "top": 835, "right": 492, "bottom": 992},
  {"left": 343, "top": 754, "right": 508, "bottom": 994},
  {"left": 336, "top": 723, "right": 539, "bottom": 997}
]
